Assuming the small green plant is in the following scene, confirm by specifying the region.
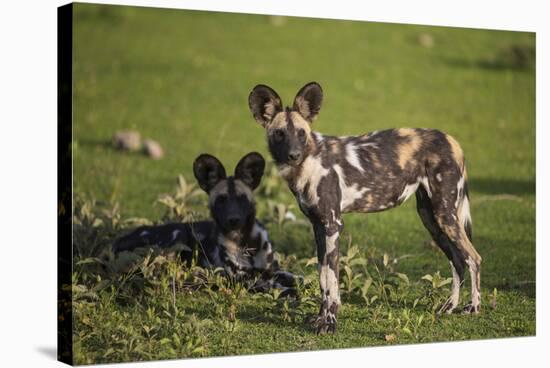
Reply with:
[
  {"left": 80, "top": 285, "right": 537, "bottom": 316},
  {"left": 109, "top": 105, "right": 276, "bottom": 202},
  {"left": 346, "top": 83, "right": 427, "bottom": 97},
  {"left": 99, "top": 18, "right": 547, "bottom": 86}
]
[
  {"left": 339, "top": 244, "right": 368, "bottom": 297},
  {"left": 360, "top": 277, "right": 377, "bottom": 306},
  {"left": 491, "top": 287, "right": 498, "bottom": 310},
  {"left": 364, "top": 252, "right": 412, "bottom": 308},
  {"left": 386, "top": 307, "right": 426, "bottom": 340},
  {"left": 420, "top": 271, "right": 454, "bottom": 313},
  {"left": 157, "top": 175, "right": 205, "bottom": 222},
  {"left": 256, "top": 285, "right": 318, "bottom": 324},
  {"left": 73, "top": 197, "right": 122, "bottom": 259}
]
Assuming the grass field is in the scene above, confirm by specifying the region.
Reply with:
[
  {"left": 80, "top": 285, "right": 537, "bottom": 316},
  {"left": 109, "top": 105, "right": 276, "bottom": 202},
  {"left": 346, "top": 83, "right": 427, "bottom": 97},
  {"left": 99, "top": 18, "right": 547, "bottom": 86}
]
[{"left": 70, "top": 4, "right": 536, "bottom": 365}]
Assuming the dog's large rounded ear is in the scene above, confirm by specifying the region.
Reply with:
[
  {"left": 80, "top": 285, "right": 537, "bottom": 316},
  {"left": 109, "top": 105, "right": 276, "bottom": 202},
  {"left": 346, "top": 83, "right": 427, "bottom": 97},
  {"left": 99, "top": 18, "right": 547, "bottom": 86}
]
[
  {"left": 193, "top": 154, "right": 227, "bottom": 193},
  {"left": 234, "top": 152, "right": 266, "bottom": 191},
  {"left": 293, "top": 82, "right": 323, "bottom": 122},
  {"left": 248, "top": 85, "right": 283, "bottom": 127}
]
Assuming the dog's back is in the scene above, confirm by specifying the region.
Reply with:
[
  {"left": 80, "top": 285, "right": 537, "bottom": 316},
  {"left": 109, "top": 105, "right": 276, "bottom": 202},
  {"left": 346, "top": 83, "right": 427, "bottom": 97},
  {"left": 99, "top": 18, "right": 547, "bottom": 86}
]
[{"left": 112, "top": 221, "right": 219, "bottom": 268}]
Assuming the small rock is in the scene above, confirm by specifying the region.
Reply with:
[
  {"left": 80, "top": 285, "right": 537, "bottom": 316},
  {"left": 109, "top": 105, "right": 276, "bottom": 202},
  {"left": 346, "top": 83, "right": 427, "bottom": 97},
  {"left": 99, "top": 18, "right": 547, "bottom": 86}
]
[
  {"left": 418, "top": 33, "right": 434, "bottom": 48},
  {"left": 143, "top": 139, "right": 164, "bottom": 160},
  {"left": 113, "top": 130, "right": 141, "bottom": 151}
]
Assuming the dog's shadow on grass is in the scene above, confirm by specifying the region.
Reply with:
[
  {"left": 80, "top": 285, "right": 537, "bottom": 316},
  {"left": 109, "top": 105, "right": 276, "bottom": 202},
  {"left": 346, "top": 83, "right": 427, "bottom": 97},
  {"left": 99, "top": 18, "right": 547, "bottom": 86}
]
[
  {"left": 441, "top": 43, "right": 535, "bottom": 73},
  {"left": 183, "top": 300, "right": 316, "bottom": 334},
  {"left": 442, "top": 57, "right": 534, "bottom": 72},
  {"left": 469, "top": 178, "right": 535, "bottom": 196},
  {"left": 76, "top": 138, "right": 113, "bottom": 150},
  {"left": 76, "top": 138, "right": 148, "bottom": 159},
  {"left": 468, "top": 177, "right": 535, "bottom": 299}
]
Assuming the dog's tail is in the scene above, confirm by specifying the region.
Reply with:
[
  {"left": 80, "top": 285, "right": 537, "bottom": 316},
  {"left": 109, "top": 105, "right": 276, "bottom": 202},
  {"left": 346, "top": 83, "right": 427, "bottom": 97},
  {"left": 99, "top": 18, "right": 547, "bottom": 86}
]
[
  {"left": 112, "top": 226, "right": 150, "bottom": 253},
  {"left": 457, "top": 169, "right": 473, "bottom": 241}
]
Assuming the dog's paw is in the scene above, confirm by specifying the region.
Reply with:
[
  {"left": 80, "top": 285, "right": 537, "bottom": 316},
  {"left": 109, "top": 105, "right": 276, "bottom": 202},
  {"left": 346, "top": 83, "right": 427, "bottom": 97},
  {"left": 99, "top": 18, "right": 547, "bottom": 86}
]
[
  {"left": 314, "top": 313, "right": 337, "bottom": 335},
  {"left": 278, "top": 286, "right": 298, "bottom": 299},
  {"left": 462, "top": 303, "right": 480, "bottom": 314},
  {"left": 437, "top": 300, "right": 458, "bottom": 315},
  {"left": 273, "top": 270, "right": 301, "bottom": 288}
]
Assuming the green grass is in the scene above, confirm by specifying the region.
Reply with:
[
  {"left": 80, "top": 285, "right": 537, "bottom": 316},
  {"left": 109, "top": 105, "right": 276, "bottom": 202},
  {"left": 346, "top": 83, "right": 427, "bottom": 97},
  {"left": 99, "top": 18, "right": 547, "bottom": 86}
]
[{"left": 70, "top": 3, "right": 536, "bottom": 365}]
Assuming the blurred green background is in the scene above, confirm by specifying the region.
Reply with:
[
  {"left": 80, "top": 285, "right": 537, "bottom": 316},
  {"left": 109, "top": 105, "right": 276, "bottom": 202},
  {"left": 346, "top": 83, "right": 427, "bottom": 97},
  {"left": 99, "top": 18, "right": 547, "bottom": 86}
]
[
  {"left": 71, "top": 4, "right": 535, "bottom": 358},
  {"left": 73, "top": 4, "right": 535, "bottom": 215}
]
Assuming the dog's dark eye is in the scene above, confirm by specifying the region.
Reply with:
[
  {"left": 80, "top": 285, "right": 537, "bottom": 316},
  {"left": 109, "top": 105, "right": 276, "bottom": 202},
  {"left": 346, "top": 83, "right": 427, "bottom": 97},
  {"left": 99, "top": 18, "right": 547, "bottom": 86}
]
[
  {"left": 274, "top": 129, "right": 285, "bottom": 140},
  {"left": 237, "top": 194, "right": 247, "bottom": 201},
  {"left": 298, "top": 129, "right": 306, "bottom": 140},
  {"left": 217, "top": 194, "right": 227, "bottom": 203}
]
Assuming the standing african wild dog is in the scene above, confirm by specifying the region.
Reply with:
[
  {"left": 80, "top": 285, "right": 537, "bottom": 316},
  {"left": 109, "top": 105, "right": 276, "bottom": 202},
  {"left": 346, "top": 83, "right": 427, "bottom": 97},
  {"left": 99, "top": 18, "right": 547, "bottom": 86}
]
[
  {"left": 248, "top": 82, "right": 482, "bottom": 334},
  {"left": 113, "top": 152, "right": 296, "bottom": 295}
]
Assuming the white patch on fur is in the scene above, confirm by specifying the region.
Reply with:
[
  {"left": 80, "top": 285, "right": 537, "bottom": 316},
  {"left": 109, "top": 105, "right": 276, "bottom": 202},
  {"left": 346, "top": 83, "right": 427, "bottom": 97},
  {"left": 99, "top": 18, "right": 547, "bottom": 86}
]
[
  {"left": 449, "top": 261, "right": 461, "bottom": 310},
  {"left": 276, "top": 164, "right": 293, "bottom": 180},
  {"left": 465, "top": 256, "right": 481, "bottom": 308},
  {"left": 345, "top": 143, "right": 365, "bottom": 173},
  {"left": 358, "top": 132, "right": 380, "bottom": 147},
  {"left": 295, "top": 155, "right": 329, "bottom": 205},
  {"left": 219, "top": 235, "right": 252, "bottom": 269},
  {"left": 436, "top": 173, "right": 443, "bottom": 182},
  {"left": 171, "top": 230, "right": 181, "bottom": 242},
  {"left": 419, "top": 176, "right": 432, "bottom": 198},
  {"left": 325, "top": 232, "right": 339, "bottom": 253},
  {"left": 398, "top": 181, "right": 420, "bottom": 203},
  {"left": 458, "top": 195, "right": 472, "bottom": 228},
  {"left": 455, "top": 175, "right": 465, "bottom": 208},
  {"left": 313, "top": 131, "right": 324, "bottom": 143},
  {"left": 332, "top": 164, "right": 369, "bottom": 211},
  {"left": 360, "top": 142, "right": 378, "bottom": 149},
  {"left": 252, "top": 226, "right": 273, "bottom": 270},
  {"left": 399, "top": 176, "right": 431, "bottom": 203},
  {"left": 139, "top": 230, "right": 149, "bottom": 237},
  {"left": 319, "top": 264, "right": 341, "bottom": 306},
  {"left": 331, "top": 210, "right": 343, "bottom": 226}
]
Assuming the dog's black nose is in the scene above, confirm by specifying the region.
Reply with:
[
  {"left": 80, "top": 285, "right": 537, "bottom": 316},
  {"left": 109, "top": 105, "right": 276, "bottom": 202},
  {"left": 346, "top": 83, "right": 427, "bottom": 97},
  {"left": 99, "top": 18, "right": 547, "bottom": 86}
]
[
  {"left": 288, "top": 151, "right": 301, "bottom": 162},
  {"left": 227, "top": 217, "right": 240, "bottom": 228}
]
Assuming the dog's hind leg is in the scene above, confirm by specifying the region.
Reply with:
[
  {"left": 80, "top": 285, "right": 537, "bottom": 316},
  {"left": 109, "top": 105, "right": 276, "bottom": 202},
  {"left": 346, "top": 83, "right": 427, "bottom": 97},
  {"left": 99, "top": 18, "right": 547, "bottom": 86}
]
[
  {"left": 430, "top": 187, "right": 482, "bottom": 314},
  {"left": 455, "top": 178, "right": 481, "bottom": 313},
  {"left": 416, "top": 186, "right": 465, "bottom": 313}
]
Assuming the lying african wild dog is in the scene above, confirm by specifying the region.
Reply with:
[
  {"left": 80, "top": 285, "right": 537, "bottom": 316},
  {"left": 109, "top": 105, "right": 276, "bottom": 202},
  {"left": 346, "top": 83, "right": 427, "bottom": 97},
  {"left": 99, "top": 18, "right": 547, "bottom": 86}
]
[
  {"left": 249, "top": 82, "right": 482, "bottom": 334},
  {"left": 113, "top": 152, "right": 296, "bottom": 295}
]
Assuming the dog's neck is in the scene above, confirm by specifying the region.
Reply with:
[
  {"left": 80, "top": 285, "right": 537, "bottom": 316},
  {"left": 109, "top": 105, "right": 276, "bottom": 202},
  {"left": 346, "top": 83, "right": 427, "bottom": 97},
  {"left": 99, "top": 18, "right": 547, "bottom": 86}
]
[
  {"left": 218, "top": 217, "right": 256, "bottom": 249},
  {"left": 276, "top": 131, "right": 325, "bottom": 191},
  {"left": 217, "top": 220, "right": 266, "bottom": 270}
]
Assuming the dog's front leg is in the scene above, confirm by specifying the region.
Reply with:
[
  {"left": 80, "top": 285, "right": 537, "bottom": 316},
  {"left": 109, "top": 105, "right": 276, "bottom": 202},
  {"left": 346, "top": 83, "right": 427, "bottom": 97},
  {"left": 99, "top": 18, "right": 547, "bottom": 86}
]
[{"left": 312, "top": 215, "right": 342, "bottom": 334}]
